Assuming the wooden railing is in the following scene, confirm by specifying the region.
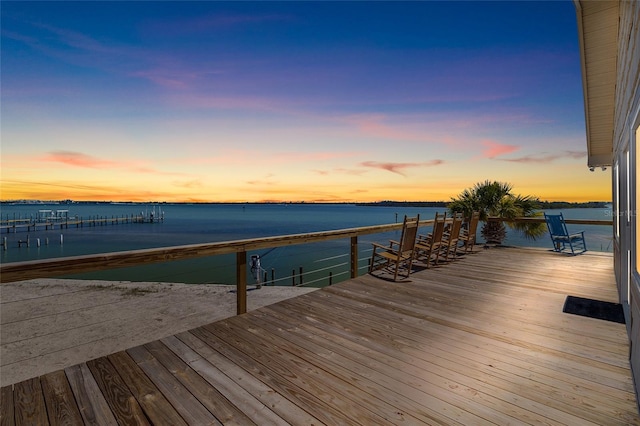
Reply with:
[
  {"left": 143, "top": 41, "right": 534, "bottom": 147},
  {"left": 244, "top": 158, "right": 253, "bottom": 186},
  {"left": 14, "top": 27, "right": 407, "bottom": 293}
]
[{"left": 0, "top": 217, "right": 612, "bottom": 314}]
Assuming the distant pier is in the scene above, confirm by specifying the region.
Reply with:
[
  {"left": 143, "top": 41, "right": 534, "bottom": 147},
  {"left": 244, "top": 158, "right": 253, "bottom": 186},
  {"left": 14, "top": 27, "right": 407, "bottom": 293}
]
[{"left": 0, "top": 211, "right": 163, "bottom": 234}]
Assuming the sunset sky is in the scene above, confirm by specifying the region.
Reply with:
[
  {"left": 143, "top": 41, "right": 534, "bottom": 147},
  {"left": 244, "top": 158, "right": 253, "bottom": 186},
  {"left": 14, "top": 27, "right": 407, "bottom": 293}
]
[{"left": 1, "top": 1, "right": 611, "bottom": 203}]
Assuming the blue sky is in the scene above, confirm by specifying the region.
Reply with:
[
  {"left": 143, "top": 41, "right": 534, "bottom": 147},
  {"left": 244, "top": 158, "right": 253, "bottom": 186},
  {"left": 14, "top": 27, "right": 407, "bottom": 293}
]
[{"left": 1, "top": 1, "right": 610, "bottom": 202}]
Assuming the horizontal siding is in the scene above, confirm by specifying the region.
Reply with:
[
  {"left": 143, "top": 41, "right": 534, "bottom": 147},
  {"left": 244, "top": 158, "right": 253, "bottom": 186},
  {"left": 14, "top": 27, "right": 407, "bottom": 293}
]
[{"left": 614, "top": 0, "right": 640, "bottom": 148}]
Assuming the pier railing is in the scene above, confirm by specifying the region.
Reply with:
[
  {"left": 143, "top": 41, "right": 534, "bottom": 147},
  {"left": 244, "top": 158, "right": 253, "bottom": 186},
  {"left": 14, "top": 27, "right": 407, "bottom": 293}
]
[{"left": 0, "top": 217, "right": 612, "bottom": 314}]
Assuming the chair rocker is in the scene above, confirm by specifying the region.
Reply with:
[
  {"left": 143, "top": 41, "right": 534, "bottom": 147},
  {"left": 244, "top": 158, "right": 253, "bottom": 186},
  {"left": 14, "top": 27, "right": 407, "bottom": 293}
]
[
  {"left": 544, "top": 212, "right": 587, "bottom": 255},
  {"left": 369, "top": 215, "right": 420, "bottom": 281}
]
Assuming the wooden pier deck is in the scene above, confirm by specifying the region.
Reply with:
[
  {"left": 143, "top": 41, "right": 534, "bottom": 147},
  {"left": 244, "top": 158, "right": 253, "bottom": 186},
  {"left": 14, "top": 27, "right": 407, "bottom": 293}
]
[
  {"left": 1, "top": 247, "right": 638, "bottom": 424},
  {"left": 0, "top": 215, "right": 162, "bottom": 234}
]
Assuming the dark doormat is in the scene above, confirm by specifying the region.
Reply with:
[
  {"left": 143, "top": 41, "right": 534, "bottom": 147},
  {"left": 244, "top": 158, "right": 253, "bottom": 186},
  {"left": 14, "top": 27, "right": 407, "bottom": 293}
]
[{"left": 563, "top": 296, "right": 625, "bottom": 324}]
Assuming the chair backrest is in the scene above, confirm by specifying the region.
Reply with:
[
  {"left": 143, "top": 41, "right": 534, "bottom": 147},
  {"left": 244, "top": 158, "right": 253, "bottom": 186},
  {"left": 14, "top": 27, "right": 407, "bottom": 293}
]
[
  {"left": 431, "top": 212, "right": 447, "bottom": 244},
  {"left": 544, "top": 213, "right": 569, "bottom": 237},
  {"left": 399, "top": 215, "right": 420, "bottom": 253},
  {"left": 449, "top": 212, "right": 464, "bottom": 239},
  {"left": 467, "top": 211, "right": 480, "bottom": 235}
]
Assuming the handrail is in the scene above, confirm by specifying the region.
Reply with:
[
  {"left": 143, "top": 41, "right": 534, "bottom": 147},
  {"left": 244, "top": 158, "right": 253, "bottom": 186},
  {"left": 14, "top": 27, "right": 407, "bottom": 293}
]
[
  {"left": 0, "top": 216, "right": 612, "bottom": 313},
  {"left": 500, "top": 217, "right": 612, "bottom": 226},
  {"left": 0, "top": 221, "right": 423, "bottom": 283}
]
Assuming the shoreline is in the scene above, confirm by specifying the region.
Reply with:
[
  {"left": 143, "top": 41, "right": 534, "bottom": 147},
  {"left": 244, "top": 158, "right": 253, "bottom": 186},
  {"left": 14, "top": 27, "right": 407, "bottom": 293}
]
[{"left": 0, "top": 278, "right": 318, "bottom": 387}]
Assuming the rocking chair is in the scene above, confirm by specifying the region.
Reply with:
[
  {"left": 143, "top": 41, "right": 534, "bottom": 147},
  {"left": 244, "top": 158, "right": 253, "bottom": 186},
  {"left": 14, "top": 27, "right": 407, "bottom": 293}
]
[
  {"left": 544, "top": 212, "right": 587, "bottom": 255},
  {"left": 369, "top": 215, "right": 420, "bottom": 281}
]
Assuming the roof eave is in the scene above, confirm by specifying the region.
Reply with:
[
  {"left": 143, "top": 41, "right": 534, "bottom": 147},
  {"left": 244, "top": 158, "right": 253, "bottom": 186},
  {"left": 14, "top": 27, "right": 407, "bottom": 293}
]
[{"left": 574, "top": 0, "right": 619, "bottom": 168}]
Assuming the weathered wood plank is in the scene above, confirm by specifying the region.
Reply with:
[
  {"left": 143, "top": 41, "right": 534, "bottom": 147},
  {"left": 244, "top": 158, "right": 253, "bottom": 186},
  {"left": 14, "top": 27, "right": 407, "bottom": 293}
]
[
  {"left": 161, "top": 335, "right": 288, "bottom": 426},
  {"left": 40, "top": 370, "right": 83, "bottom": 425},
  {"left": 203, "top": 316, "right": 465, "bottom": 425},
  {"left": 323, "top": 280, "right": 635, "bottom": 400},
  {"left": 86, "top": 357, "right": 150, "bottom": 425},
  {"left": 232, "top": 312, "right": 494, "bottom": 425},
  {"left": 190, "top": 326, "right": 357, "bottom": 425},
  {"left": 326, "top": 276, "right": 629, "bottom": 360},
  {"left": 270, "top": 290, "right": 634, "bottom": 425},
  {"left": 255, "top": 304, "right": 554, "bottom": 424},
  {"left": 107, "top": 351, "right": 188, "bottom": 426},
  {"left": 64, "top": 363, "right": 118, "bottom": 426},
  {"left": 266, "top": 296, "right": 602, "bottom": 425},
  {"left": 175, "top": 331, "right": 311, "bottom": 425},
  {"left": 13, "top": 378, "right": 48, "bottom": 426},
  {"left": 125, "top": 345, "right": 220, "bottom": 425},
  {"left": 0, "top": 385, "right": 14, "bottom": 426}
]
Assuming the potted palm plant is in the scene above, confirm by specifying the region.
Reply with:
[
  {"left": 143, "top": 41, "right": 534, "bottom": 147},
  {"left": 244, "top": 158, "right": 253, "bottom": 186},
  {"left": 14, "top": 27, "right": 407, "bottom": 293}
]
[{"left": 448, "top": 180, "right": 546, "bottom": 245}]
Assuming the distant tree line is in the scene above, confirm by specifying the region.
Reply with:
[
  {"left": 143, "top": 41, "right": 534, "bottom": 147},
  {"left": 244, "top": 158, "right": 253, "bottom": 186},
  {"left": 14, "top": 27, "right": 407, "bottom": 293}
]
[
  {"left": 357, "top": 200, "right": 609, "bottom": 209},
  {"left": 355, "top": 201, "right": 448, "bottom": 207},
  {"left": 537, "top": 201, "right": 609, "bottom": 209}
]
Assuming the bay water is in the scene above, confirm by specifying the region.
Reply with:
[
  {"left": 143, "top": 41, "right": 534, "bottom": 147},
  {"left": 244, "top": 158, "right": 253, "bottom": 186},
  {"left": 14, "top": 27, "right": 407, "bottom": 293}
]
[{"left": 0, "top": 203, "right": 613, "bottom": 287}]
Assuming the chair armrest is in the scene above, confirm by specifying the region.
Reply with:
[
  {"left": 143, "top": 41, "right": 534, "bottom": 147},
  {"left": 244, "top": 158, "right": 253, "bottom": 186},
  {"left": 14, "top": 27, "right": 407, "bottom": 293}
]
[{"left": 372, "top": 242, "right": 399, "bottom": 253}]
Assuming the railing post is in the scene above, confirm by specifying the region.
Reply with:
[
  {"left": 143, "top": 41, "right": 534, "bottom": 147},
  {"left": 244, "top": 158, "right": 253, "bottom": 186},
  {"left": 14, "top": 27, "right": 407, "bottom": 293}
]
[
  {"left": 350, "top": 236, "right": 358, "bottom": 278},
  {"left": 236, "top": 251, "right": 247, "bottom": 315}
]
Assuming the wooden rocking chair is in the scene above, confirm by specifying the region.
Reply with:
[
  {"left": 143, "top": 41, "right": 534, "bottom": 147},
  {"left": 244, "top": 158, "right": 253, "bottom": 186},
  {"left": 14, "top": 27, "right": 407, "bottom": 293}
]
[
  {"left": 369, "top": 215, "right": 420, "bottom": 281},
  {"left": 414, "top": 212, "right": 447, "bottom": 268},
  {"left": 441, "top": 212, "right": 464, "bottom": 261},
  {"left": 458, "top": 211, "right": 480, "bottom": 253}
]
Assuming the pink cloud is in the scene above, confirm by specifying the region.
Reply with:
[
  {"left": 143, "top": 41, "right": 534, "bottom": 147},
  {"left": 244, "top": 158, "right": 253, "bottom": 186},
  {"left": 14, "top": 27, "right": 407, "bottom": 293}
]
[
  {"left": 481, "top": 140, "right": 519, "bottom": 158},
  {"left": 360, "top": 160, "right": 444, "bottom": 176},
  {"left": 42, "top": 150, "right": 118, "bottom": 168}
]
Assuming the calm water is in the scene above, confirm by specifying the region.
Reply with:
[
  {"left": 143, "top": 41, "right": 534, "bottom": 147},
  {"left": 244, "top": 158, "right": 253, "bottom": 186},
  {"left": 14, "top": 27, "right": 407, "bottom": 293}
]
[{"left": 0, "top": 203, "right": 613, "bottom": 286}]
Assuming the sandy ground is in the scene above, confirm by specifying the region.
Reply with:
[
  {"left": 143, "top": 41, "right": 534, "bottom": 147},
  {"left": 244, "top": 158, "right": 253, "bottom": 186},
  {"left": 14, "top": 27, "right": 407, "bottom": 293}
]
[{"left": 0, "top": 279, "right": 318, "bottom": 387}]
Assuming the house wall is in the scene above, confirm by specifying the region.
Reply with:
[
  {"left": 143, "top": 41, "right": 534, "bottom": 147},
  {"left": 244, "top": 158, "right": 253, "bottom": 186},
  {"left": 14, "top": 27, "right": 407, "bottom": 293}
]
[{"left": 613, "top": 0, "right": 640, "bottom": 404}]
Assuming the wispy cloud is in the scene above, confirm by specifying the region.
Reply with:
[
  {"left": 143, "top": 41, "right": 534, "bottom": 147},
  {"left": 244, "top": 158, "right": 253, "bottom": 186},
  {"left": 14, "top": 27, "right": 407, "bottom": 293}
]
[
  {"left": 173, "top": 179, "right": 204, "bottom": 189},
  {"left": 360, "top": 160, "right": 444, "bottom": 176},
  {"left": 481, "top": 140, "right": 519, "bottom": 159},
  {"left": 246, "top": 173, "right": 277, "bottom": 186},
  {"left": 143, "top": 13, "right": 294, "bottom": 35},
  {"left": 42, "top": 150, "right": 118, "bottom": 168},
  {"left": 313, "top": 167, "right": 368, "bottom": 176},
  {"left": 40, "top": 150, "right": 187, "bottom": 176},
  {"left": 346, "top": 114, "right": 429, "bottom": 142},
  {"left": 500, "top": 150, "right": 586, "bottom": 163}
]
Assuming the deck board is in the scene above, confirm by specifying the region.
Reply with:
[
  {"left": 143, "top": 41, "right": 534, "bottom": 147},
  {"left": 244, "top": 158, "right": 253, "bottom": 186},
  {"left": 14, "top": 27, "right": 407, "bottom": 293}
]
[{"left": 1, "top": 247, "right": 638, "bottom": 425}]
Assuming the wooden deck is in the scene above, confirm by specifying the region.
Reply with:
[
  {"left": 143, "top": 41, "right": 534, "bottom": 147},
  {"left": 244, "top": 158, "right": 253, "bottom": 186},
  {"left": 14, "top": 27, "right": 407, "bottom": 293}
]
[{"left": 1, "top": 247, "right": 638, "bottom": 425}]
